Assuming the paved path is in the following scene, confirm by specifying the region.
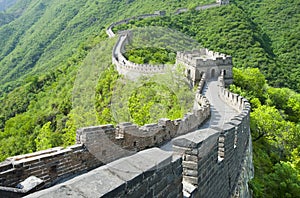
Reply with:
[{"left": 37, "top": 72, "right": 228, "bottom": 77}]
[
  {"left": 161, "top": 79, "right": 238, "bottom": 151},
  {"left": 200, "top": 79, "right": 238, "bottom": 129}
]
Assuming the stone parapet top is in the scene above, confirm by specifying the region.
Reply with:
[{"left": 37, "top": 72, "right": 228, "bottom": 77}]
[
  {"left": 172, "top": 128, "right": 219, "bottom": 149},
  {"left": 24, "top": 148, "right": 176, "bottom": 198}
]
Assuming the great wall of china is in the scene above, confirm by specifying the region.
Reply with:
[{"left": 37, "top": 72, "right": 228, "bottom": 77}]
[
  {"left": 0, "top": 0, "right": 254, "bottom": 197},
  {"left": 112, "top": 32, "right": 169, "bottom": 80}
]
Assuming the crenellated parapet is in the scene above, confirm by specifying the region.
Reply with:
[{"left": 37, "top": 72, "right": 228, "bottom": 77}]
[
  {"left": 75, "top": 74, "right": 210, "bottom": 159},
  {"left": 25, "top": 148, "right": 184, "bottom": 198},
  {"left": 218, "top": 73, "right": 250, "bottom": 112},
  {"left": 8, "top": 75, "right": 252, "bottom": 197},
  {"left": 112, "top": 32, "right": 169, "bottom": 80},
  {"left": 0, "top": 145, "right": 102, "bottom": 196},
  {"left": 172, "top": 73, "right": 252, "bottom": 197},
  {"left": 0, "top": 74, "right": 211, "bottom": 197},
  {"left": 107, "top": 0, "right": 229, "bottom": 37},
  {"left": 217, "top": 0, "right": 230, "bottom": 5},
  {"left": 112, "top": 33, "right": 233, "bottom": 83},
  {"left": 176, "top": 49, "right": 232, "bottom": 67}
]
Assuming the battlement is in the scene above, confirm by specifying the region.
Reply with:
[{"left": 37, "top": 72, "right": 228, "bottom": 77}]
[
  {"left": 75, "top": 75, "right": 210, "bottom": 157},
  {"left": 112, "top": 32, "right": 170, "bottom": 80},
  {"left": 172, "top": 74, "right": 252, "bottom": 197},
  {"left": 0, "top": 144, "right": 102, "bottom": 196},
  {"left": 0, "top": 71, "right": 252, "bottom": 197},
  {"left": 107, "top": 0, "right": 228, "bottom": 38},
  {"left": 176, "top": 49, "right": 232, "bottom": 67},
  {"left": 25, "top": 148, "right": 183, "bottom": 198},
  {"left": 0, "top": 75, "right": 210, "bottom": 197},
  {"left": 217, "top": 0, "right": 230, "bottom": 5},
  {"left": 13, "top": 72, "right": 252, "bottom": 198}
]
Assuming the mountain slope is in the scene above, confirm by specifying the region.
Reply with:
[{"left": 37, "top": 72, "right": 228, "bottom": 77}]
[
  {"left": 0, "top": 0, "right": 18, "bottom": 11},
  {"left": 0, "top": 0, "right": 214, "bottom": 96},
  {"left": 233, "top": 0, "right": 300, "bottom": 91},
  {"left": 0, "top": 0, "right": 215, "bottom": 159}
]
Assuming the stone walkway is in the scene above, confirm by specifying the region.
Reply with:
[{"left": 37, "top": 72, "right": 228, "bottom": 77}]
[
  {"left": 200, "top": 79, "right": 238, "bottom": 129},
  {"left": 161, "top": 79, "right": 238, "bottom": 151}
]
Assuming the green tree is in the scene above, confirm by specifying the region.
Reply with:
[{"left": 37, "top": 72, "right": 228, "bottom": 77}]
[
  {"left": 250, "top": 105, "right": 283, "bottom": 141},
  {"left": 264, "top": 161, "right": 300, "bottom": 198},
  {"left": 35, "top": 122, "right": 53, "bottom": 151},
  {"left": 232, "top": 67, "right": 266, "bottom": 100}
]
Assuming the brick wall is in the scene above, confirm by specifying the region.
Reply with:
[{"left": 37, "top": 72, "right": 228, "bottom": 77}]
[
  {"left": 171, "top": 74, "right": 251, "bottom": 197},
  {"left": 0, "top": 144, "right": 102, "bottom": 196},
  {"left": 0, "top": 75, "right": 210, "bottom": 196},
  {"left": 25, "top": 148, "right": 183, "bottom": 198}
]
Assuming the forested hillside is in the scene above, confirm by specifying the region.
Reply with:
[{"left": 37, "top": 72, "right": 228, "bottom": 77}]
[
  {"left": 0, "top": 0, "right": 214, "bottom": 159},
  {"left": 0, "top": 0, "right": 214, "bottom": 96},
  {"left": 0, "top": 0, "right": 299, "bottom": 197}
]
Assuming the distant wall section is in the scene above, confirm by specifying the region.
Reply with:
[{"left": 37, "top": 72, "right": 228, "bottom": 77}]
[
  {"left": 106, "top": 11, "right": 166, "bottom": 38},
  {"left": 112, "top": 32, "right": 170, "bottom": 80}
]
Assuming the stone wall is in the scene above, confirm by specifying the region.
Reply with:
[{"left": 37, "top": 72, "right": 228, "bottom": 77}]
[
  {"left": 112, "top": 32, "right": 169, "bottom": 80},
  {"left": 25, "top": 148, "right": 183, "bottom": 198},
  {"left": 106, "top": 12, "right": 165, "bottom": 38},
  {"left": 75, "top": 76, "right": 210, "bottom": 163},
  {"left": 172, "top": 73, "right": 251, "bottom": 197},
  {"left": 0, "top": 73, "right": 252, "bottom": 198},
  {"left": 217, "top": 0, "right": 230, "bottom": 5},
  {"left": 0, "top": 75, "right": 210, "bottom": 196},
  {"left": 0, "top": 145, "right": 102, "bottom": 197},
  {"left": 16, "top": 72, "right": 251, "bottom": 198},
  {"left": 107, "top": 0, "right": 226, "bottom": 37}
]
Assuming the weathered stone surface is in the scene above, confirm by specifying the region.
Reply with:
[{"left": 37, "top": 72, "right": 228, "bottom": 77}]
[
  {"left": 16, "top": 176, "right": 43, "bottom": 191},
  {"left": 25, "top": 167, "right": 126, "bottom": 198},
  {"left": 106, "top": 158, "right": 143, "bottom": 189},
  {"left": 172, "top": 128, "right": 219, "bottom": 149},
  {"left": 134, "top": 148, "right": 172, "bottom": 169},
  {"left": 24, "top": 148, "right": 182, "bottom": 198}
]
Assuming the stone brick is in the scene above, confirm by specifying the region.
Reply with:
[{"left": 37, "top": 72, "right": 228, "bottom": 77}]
[
  {"left": 182, "top": 161, "right": 198, "bottom": 170},
  {"left": 183, "top": 175, "right": 198, "bottom": 185}
]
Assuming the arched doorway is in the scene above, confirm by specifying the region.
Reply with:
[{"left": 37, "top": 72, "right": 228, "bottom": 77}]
[
  {"left": 187, "top": 69, "right": 191, "bottom": 78},
  {"left": 211, "top": 69, "right": 215, "bottom": 78}
]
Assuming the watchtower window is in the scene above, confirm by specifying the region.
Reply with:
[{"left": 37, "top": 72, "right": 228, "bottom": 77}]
[
  {"left": 211, "top": 69, "right": 215, "bottom": 78},
  {"left": 187, "top": 69, "right": 191, "bottom": 78}
]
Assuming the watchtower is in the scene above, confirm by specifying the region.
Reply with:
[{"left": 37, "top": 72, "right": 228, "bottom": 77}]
[{"left": 176, "top": 49, "right": 233, "bottom": 86}]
